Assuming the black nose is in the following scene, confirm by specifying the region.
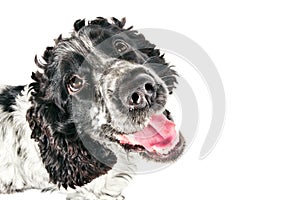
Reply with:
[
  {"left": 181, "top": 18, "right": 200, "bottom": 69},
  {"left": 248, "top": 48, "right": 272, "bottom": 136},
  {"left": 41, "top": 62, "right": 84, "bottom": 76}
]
[{"left": 120, "top": 74, "right": 156, "bottom": 109}]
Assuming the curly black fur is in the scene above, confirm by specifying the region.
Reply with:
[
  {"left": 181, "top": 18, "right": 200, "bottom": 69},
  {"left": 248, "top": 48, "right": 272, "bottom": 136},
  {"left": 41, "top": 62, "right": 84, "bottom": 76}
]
[
  {"left": 26, "top": 17, "right": 178, "bottom": 189},
  {"left": 27, "top": 60, "right": 117, "bottom": 189}
]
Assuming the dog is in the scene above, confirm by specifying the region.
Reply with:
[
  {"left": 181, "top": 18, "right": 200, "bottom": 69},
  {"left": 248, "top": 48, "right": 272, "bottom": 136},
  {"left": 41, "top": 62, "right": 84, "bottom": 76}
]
[{"left": 0, "top": 17, "right": 185, "bottom": 199}]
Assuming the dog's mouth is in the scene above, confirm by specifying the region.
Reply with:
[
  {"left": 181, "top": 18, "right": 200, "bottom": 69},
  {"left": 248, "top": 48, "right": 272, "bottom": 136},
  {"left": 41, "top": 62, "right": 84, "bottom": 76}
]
[
  {"left": 114, "top": 113, "right": 185, "bottom": 161},
  {"left": 116, "top": 114, "right": 178, "bottom": 153}
]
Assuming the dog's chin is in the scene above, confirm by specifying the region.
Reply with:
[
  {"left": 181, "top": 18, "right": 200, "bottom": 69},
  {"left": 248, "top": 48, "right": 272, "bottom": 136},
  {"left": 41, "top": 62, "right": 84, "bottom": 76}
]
[{"left": 113, "top": 114, "right": 185, "bottom": 162}]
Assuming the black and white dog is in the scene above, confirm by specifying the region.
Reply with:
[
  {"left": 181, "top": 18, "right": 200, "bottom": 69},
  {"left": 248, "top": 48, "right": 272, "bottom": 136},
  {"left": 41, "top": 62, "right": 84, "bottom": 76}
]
[{"left": 0, "top": 17, "right": 185, "bottom": 199}]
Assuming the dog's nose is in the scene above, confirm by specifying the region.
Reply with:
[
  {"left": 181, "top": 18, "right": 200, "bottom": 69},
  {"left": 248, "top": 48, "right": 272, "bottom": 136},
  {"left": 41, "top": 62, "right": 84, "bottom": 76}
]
[
  {"left": 120, "top": 74, "right": 156, "bottom": 109},
  {"left": 128, "top": 74, "right": 156, "bottom": 109}
]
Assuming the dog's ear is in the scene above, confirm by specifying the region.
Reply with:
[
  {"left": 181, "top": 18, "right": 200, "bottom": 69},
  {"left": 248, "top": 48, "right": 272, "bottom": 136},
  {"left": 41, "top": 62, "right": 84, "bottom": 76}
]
[{"left": 27, "top": 65, "right": 117, "bottom": 189}]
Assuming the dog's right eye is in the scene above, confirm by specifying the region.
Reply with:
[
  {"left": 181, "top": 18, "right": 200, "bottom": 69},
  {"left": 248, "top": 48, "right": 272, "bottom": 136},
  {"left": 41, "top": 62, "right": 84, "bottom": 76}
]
[{"left": 67, "top": 75, "right": 84, "bottom": 94}]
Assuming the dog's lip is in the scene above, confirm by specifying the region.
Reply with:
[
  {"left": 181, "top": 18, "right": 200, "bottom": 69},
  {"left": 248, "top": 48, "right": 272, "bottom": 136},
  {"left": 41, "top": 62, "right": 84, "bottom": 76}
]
[{"left": 115, "top": 114, "right": 179, "bottom": 154}]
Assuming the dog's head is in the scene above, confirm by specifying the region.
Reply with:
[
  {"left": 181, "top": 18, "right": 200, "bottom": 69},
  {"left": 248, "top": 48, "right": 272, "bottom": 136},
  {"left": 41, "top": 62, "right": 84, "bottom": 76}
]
[{"left": 27, "top": 17, "right": 185, "bottom": 188}]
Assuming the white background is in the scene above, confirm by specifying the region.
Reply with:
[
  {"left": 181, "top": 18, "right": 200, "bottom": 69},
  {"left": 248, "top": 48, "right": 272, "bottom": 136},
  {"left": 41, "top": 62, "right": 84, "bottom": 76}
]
[{"left": 0, "top": 0, "right": 300, "bottom": 199}]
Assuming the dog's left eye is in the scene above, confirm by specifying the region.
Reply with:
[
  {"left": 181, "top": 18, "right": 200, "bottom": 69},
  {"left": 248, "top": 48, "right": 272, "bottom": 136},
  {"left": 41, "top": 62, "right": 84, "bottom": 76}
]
[
  {"left": 67, "top": 75, "right": 84, "bottom": 94},
  {"left": 114, "top": 39, "right": 128, "bottom": 53}
]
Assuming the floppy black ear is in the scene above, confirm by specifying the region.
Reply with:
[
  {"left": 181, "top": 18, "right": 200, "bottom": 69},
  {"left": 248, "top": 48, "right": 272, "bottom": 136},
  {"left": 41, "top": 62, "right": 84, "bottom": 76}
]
[{"left": 26, "top": 59, "right": 117, "bottom": 189}]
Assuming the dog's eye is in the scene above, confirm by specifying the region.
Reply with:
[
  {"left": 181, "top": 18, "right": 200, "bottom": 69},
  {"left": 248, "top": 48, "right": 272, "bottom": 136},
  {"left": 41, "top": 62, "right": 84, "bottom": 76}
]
[
  {"left": 114, "top": 39, "right": 128, "bottom": 53},
  {"left": 67, "top": 75, "right": 84, "bottom": 94}
]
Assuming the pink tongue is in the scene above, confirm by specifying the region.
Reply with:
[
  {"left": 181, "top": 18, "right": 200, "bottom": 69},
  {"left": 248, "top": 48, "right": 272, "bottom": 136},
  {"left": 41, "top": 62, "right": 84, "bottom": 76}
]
[{"left": 118, "top": 114, "right": 177, "bottom": 152}]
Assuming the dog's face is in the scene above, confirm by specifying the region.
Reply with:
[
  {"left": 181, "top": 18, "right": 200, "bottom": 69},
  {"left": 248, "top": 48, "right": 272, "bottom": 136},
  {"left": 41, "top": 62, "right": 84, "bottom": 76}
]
[{"left": 27, "top": 17, "right": 185, "bottom": 188}]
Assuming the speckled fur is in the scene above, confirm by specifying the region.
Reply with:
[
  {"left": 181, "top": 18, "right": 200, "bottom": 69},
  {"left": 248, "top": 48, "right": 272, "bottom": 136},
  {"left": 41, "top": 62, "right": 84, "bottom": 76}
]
[{"left": 0, "top": 17, "right": 184, "bottom": 199}]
